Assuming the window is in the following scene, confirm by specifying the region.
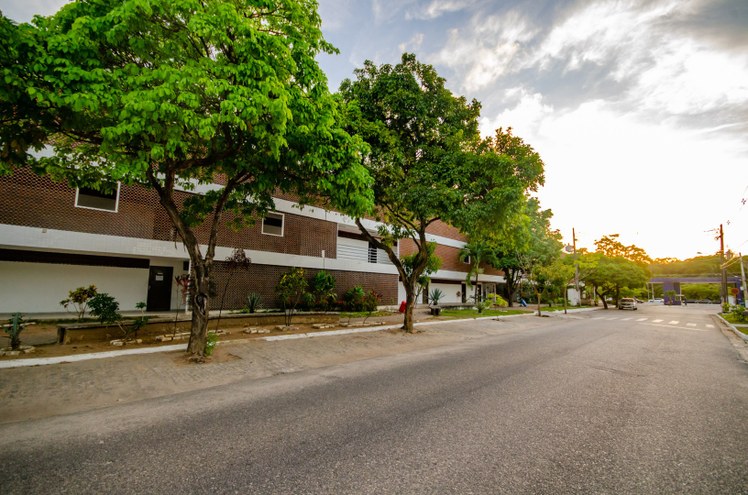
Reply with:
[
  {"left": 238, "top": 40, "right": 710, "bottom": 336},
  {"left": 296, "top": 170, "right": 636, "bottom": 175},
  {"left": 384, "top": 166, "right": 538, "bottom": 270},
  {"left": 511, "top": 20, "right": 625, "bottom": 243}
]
[
  {"left": 462, "top": 255, "right": 471, "bottom": 265},
  {"left": 262, "top": 212, "right": 284, "bottom": 236},
  {"left": 75, "top": 184, "right": 120, "bottom": 212}
]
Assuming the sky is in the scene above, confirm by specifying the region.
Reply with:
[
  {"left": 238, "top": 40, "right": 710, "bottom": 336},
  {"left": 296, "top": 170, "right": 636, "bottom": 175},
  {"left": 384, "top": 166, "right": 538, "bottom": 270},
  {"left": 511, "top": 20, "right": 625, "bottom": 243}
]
[{"left": 3, "top": 0, "right": 747, "bottom": 261}]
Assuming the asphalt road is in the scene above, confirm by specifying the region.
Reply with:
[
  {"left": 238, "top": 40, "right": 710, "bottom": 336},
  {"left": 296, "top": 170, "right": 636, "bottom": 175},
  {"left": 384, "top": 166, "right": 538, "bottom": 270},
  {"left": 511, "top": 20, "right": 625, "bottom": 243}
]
[{"left": 1, "top": 305, "right": 747, "bottom": 494}]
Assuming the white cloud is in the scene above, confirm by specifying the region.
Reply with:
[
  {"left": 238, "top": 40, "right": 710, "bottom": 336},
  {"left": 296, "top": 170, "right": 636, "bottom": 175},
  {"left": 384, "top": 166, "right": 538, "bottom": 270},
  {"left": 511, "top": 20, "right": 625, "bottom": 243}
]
[
  {"left": 434, "top": 10, "right": 538, "bottom": 91},
  {"left": 405, "top": 0, "right": 476, "bottom": 20},
  {"left": 399, "top": 32, "right": 425, "bottom": 52}
]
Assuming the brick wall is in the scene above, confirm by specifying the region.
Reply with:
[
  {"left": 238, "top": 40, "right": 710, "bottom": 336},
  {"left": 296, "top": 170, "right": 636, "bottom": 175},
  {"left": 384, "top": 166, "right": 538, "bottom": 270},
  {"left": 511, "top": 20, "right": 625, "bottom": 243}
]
[
  {"left": 0, "top": 168, "right": 335, "bottom": 257},
  {"left": 211, "top": 263, "right": 399, "bottom": 310}
]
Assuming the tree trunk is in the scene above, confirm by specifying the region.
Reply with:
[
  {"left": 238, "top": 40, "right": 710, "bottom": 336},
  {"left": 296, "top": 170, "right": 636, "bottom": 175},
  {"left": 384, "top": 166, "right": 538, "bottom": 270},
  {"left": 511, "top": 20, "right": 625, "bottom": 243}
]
[
  {"left": 186, "top": 268, "right": 211, "bottom": 358},
  {"left": 596, "top": 287, "right": 609, "bottom": 309},
  {"left": 402, "top": 282, "right": 417, "bottom": 333}
]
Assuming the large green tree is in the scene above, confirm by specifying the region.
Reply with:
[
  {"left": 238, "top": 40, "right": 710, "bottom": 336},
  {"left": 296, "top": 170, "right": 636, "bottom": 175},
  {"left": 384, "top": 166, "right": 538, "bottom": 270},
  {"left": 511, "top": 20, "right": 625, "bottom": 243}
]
[
  {"left": 339, "top": 54, "right": 544, "bottom": 332},
  {"left": 1, "top": 0, "right": 373, "bottom": 359}
]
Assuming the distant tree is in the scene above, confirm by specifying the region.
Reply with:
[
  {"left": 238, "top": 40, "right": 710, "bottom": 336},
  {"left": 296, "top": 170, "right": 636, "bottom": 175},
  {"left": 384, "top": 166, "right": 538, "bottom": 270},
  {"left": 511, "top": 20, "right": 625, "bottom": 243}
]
[
  {"left": 488, "top": 198, "right": 554, "bottom": 307},
  {"left": 595, "top": 234, "right": 652, "bottom": 266},
  {"left": 2, "top": 1, "right": 373, "bottom": 359},
  {"left": 582, "top": 254, "right": 648, "bottom": 309},
  {"left": 339, "top": 54, "right": 543, "bottom": 332}
]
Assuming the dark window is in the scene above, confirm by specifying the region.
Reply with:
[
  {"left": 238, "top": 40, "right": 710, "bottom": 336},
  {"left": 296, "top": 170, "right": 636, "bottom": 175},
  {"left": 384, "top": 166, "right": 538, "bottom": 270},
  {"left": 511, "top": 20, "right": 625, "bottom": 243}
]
[
  {"left": 368, "top": 242, "right": 378, "bottom": 263},
  {"left": 76, "top": 184, "right": 119, "bottom": 212},
  {"left": 262, "top": 212, "right": 284, "bottom": 236}
]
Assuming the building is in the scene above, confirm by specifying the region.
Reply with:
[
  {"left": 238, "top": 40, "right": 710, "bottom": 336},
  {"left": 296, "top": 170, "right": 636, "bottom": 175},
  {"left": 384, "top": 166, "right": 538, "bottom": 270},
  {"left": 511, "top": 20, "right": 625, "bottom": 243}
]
[{"left": 0, "top": 168, "right": 505, "bottom": 314}]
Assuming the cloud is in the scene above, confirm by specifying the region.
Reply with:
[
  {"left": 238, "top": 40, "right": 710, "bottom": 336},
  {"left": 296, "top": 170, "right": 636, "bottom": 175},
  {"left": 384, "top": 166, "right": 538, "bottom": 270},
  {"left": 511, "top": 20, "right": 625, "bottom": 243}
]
[
  {"left": 399, "top": 32, "right": 425, "bottom": 52},
  {"left": 434, "top": 10, "right": 538, "bottom": 91},
  {"left": 405, "top": 0, "right": 477, "bottom": 20}
]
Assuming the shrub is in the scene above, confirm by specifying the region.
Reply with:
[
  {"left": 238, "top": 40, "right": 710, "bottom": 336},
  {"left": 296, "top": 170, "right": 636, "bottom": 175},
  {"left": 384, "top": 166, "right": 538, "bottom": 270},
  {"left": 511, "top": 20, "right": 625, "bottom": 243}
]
[
  {"left": 429, "top": 288, "right": 444, "bottom": 306},
  {"left": 276, "top": 267, "right": 308, "bottom": 326},
  {"left": 730, "top": 305, "right": 747, "bottom": 323},
  {"left": 205, "top": 332, "right": 219, "bottom": 357},
  {"left": 486, "top": 293, "right": 508, "bottom": 308},
  {"left": 60, "top": 285, "right": 98, "bottom": 320},
  {"left": 343, "top": 286, "right": 380, "bottom": 312},
  {"left": 88, "top": 293, "right": 122, "bottom": 326},
  {"left": 3, "top": 313, "right": 26, "bottom": 351},
  {"left": 310, "top": 271, "right": 337, "bottom": 310},
  {"left": 246, "top": 292, "right": 262, "bottom": 313}
]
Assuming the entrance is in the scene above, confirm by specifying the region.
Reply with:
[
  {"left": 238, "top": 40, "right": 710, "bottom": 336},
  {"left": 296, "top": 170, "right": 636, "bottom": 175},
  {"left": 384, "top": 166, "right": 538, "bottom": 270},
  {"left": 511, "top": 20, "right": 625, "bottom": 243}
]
[{"left": 147, "top": 266, "right": 173, "bottom": 311}]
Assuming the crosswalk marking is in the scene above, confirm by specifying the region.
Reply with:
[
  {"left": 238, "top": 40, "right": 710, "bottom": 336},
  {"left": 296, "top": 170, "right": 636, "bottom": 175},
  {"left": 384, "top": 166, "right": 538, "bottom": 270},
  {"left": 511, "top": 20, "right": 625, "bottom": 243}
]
[{"left": 588, "top": 315, "right": 716, "bottom": 331}]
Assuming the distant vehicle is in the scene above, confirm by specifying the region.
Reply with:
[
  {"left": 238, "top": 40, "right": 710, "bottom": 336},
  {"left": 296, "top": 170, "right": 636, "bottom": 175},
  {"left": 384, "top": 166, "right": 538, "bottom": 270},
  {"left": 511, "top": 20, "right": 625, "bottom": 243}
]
[
  {"left": 647, "top": 298, "right": 664, "bottom": 304},
  {"left": 618, "top": 297, "right": 637, "bottom": 310}
]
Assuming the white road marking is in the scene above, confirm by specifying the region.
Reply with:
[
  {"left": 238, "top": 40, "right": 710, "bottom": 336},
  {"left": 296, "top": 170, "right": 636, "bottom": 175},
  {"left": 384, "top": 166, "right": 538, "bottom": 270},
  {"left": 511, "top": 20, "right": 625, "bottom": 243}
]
[{"left": 669, "top": 320, "right": 679, "bottom": 325}]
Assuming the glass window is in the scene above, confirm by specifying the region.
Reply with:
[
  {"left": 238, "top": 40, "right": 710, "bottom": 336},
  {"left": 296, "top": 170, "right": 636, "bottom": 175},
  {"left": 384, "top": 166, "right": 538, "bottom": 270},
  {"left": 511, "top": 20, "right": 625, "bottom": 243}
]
[
  {"left": 75, "top": 184, "right": 120, "bottom": 212},
  {"left": 262, "top": 212, "right": 284, "bottom": 236}
]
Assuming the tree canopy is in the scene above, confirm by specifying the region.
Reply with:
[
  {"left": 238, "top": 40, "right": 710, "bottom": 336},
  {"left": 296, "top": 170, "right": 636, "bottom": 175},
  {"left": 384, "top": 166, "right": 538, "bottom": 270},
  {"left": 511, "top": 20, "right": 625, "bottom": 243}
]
[
  {"left": 1, "top": 0, "right": 374, "bottom": 358},
  {"left": 339, "top": 54, "right": 545, "bottom": 331}
]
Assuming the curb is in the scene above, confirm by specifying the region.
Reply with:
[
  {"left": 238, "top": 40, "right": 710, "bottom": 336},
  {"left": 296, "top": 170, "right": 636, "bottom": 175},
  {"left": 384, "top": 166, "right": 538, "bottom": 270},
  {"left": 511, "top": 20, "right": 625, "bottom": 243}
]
[
  {"left": 715, "top": 314, "right": 748, "bottom": 342},
  {"left": 0, "top": 308, "right": 597, "bottom": 369}
]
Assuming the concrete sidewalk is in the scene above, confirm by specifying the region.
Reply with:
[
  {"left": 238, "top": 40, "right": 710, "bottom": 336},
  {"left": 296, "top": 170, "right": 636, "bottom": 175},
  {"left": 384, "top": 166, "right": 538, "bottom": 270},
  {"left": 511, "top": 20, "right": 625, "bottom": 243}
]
[{"left": 0, "top": 311, "right": 563, "bottom": 424}]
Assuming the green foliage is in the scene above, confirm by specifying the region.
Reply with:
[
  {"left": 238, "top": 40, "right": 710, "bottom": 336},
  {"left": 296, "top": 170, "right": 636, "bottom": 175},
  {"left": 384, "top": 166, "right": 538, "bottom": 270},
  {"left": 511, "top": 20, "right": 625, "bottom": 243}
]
[
  {"left": 475, "top": 300, "right": 493, "bottom": 314},
  {"left": 4, "top": 313, "right": 26, "bottom": 350},
  {"left": 310, "top": 270, "right": 337, "bottom": 311},
  {"left": 130, "top": 301, "right": 149, "bottom": 337},
  {"left": 722, "top": 302, "right": 731, "bottom": 314},
  {"left": 88, "top": 293, "right": 121, "bottom": 327},
  {"left": 486, "top": 293, "right": 508, "bottom": 308},
  {"left": 730, "top": 306, "right": 748, "bottom": 323},
  {"left": 5, "top": 0, "right": 374, "bottom": 357},
  {"left": 276, "top": 267, "right": 308, "bottom": 326},
  {"left": 205, "top": 332, "right": 219, "bottom": 357},
  {"left": 429, "top": 288, "right": 445, "bottom": 306},
  {"left": 60, "top": 285, "right": 98, "bottom": 321},
  {"left": 339, "top": 54, "right": 543, "bottom": 332},
  {"left": 245, "top": 292, "right": 262, "bottom": 313},
  {"left": 342, "top": 286, "right": 379, "bottom": 312}
]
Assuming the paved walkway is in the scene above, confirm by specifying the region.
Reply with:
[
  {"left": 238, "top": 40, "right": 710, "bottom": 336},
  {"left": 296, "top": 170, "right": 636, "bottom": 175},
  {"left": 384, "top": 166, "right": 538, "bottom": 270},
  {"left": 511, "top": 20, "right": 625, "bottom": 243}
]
[{"left": 1, "top": 310, "right": 536, "bottom": 424}]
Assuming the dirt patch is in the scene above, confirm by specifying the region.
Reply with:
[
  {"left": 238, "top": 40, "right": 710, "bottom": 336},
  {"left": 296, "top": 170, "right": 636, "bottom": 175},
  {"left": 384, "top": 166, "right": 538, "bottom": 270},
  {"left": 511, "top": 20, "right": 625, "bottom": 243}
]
[{"left": 0, "top": 312, "right": 434, "bottom": 362}]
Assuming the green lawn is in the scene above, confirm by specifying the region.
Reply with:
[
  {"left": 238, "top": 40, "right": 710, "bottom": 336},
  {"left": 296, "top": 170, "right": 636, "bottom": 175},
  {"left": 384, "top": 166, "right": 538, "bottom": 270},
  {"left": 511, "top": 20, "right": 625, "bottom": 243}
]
[{"left": 439, "top": 308, "right": 530, "bottom": 318}]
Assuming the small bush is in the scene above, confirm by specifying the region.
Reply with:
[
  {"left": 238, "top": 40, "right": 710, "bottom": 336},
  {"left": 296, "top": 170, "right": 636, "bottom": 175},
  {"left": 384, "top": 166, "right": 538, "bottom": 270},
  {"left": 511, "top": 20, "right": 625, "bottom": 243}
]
[
  {"left": 310, "top": 271, "right": 337, "bottom": 310},
  {"left": 4, "top": 313, "right": 26, "bottom": 350},
  {"left": 60, "top": 285, "right": 98, "bottom": 320},
  {"left": 429, "top": 288, "right": 444, "bottom": 306},
  {"left": 730, "top": 305, "right": 747, "bottom": 323},
  {"left": 205, "top": 332, "right": 219, "bottom": 356},
  {"left": 246, "top": 292, "right": 262, "bottom": 313},
  {"left": 486, "top": 293, "right": 508, "bottom": 308}
]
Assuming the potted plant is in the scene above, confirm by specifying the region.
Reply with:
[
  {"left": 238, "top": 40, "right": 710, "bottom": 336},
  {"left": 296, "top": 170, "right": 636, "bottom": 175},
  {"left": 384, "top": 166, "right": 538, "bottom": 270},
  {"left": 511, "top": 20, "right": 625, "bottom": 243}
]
[{"left": 429, "top": 288, "right": 444, "bottom": 316}]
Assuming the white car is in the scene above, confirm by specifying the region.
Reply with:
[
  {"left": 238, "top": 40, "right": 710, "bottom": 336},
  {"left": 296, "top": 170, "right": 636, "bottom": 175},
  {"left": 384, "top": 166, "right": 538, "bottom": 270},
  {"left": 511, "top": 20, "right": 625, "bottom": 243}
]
[{"left": 618, "top": 298, "right": 637, "bottom": 310}]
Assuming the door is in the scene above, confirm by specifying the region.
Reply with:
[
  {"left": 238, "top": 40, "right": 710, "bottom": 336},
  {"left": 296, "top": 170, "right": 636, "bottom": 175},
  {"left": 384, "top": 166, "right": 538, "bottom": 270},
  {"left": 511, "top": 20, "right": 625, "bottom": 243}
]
[{"left": 147, "top": 266, "right": 173, "bottom": 311}]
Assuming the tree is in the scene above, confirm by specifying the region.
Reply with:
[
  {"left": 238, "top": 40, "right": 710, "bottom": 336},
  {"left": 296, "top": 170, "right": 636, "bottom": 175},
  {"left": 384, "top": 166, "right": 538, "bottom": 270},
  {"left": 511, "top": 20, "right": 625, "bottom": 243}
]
[
  {"left": 582, "top": 253, "right": 648, "bottom": 309},
  {"left": 1, "top": 1, "right": 373, "bottom": 359},
  {"left": 459, "top": 241, "right": 497, "bottom": 303},
  {"left": 487, "top": 197, "right": 554, "bottom": 307},
  {"left": 339, "top": 56, "right": 544, "bottom": 332},
  {"left": 595, "top": 234, "right": 652, "bottom": 266}
]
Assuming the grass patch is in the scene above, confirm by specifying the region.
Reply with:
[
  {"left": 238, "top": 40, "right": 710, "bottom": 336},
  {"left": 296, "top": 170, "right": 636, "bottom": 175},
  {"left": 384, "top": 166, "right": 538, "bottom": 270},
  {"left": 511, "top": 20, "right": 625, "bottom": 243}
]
[{"left": 440, "top": 308, "right": 529, "bottom": 319}]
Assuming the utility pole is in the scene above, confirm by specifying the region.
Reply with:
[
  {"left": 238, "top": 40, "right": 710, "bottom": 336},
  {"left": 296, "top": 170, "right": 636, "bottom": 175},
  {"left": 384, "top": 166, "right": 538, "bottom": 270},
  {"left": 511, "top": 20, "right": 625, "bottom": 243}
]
[
  {"left": 740, "top": 253, "right": 747, "bottom": 307},
  {"left": 720, "top": 224, "right": 728, "bottom": 304},
  {"left": 573, "top": 228, "right": 580, "bottom": 306}
]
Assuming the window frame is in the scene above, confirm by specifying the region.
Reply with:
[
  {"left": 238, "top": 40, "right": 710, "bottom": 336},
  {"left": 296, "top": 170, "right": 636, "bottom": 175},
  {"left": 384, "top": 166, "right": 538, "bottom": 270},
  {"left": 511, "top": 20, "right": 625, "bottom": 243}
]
[
  {"left": 261, "top": 212, "right": 285, "bottom": 237},
  {"left": 75, "top": 183, "right": 121, "bottom": 213}
]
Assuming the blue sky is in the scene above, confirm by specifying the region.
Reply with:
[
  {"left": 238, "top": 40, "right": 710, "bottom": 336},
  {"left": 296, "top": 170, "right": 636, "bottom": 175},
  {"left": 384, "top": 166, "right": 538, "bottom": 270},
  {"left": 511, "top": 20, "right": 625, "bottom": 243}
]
[{"left": 3, "top": 0, "right": 747, "bottom": 260}]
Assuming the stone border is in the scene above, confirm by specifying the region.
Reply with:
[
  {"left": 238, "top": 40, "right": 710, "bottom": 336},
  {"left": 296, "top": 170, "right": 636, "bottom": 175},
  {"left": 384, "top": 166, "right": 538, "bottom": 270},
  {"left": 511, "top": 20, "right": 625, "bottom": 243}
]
[{"left": 715, "top": 314, "right": 748, "bottom": 342}]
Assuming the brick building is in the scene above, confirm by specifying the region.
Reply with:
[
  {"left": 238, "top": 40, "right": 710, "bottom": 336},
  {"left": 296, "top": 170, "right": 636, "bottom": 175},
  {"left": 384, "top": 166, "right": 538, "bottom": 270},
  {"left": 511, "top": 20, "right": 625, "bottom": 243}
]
[{"left": 0, "top": 168, "right": 505, "bottom": 314}]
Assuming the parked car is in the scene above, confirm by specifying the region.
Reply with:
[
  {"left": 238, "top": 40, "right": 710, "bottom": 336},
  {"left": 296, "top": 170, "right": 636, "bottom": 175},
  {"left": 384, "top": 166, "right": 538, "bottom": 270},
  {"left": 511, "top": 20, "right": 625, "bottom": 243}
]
[
  {"left": 618, "top": 297, "right": 637, "bottom": 310},
  {"left": 647, "top": 298, "right": 664, "bottom": 304}
]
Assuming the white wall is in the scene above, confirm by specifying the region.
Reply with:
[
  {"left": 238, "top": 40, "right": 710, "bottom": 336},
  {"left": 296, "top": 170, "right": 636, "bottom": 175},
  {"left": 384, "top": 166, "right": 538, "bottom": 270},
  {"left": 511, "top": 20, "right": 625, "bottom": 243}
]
[{"left": 0, "top": 261, "right": 149, "bottom": 314}]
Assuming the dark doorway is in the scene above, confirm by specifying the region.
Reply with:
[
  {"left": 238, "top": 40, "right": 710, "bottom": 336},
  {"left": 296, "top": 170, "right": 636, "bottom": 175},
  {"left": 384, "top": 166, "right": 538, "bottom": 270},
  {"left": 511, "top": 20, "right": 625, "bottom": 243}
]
[{"left": 147, "top": 266, "right": 173, "bottom": 311}]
